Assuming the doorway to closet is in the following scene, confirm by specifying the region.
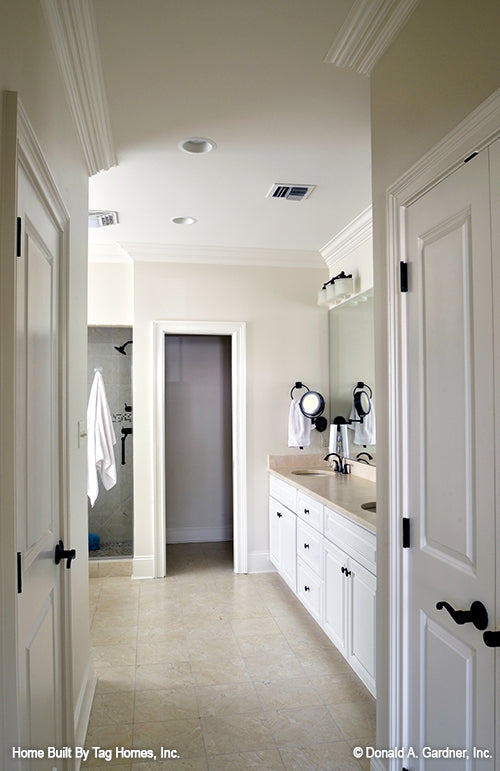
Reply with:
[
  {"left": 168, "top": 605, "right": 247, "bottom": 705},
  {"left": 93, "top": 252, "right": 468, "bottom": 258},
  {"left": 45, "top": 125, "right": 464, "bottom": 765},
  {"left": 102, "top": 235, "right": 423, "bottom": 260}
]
[{"left": 164, "top": 334, "right": 233, "bottom": 569}]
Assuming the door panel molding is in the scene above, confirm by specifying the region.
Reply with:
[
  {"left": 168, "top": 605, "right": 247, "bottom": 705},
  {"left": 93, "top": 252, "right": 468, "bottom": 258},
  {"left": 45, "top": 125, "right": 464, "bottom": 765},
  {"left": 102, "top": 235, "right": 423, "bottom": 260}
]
[
  {"left": 0, "top": 91, "right": 73, "bottom": 768},
  {"left": 385, "top": 88, "right": 500, "bottom": 766}
]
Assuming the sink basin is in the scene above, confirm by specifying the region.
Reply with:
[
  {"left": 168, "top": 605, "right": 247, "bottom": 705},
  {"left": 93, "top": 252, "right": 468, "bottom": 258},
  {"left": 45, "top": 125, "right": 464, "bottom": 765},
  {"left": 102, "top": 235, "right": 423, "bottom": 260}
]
[
  {"left": 291, "top": 468, "right": 334, "bottom": 477},
  {"left": 361, "top": 501, "right": 376, "bottom": 512}
]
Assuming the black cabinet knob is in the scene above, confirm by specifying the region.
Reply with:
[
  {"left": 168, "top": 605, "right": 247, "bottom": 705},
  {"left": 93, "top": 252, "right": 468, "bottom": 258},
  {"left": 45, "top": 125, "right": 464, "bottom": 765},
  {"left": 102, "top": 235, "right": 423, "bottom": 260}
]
[
  {"left": 304, "top": 543, "right": 310, "bottom": 549},
  {"left": 304, "top": 508, "right": 310, "bottom": 515},
  {"left": 276, "top": 512, "right": 283, "bottom": 518},
  {"left": 304, "top": 586, "right": 310, "bottom": 592}
]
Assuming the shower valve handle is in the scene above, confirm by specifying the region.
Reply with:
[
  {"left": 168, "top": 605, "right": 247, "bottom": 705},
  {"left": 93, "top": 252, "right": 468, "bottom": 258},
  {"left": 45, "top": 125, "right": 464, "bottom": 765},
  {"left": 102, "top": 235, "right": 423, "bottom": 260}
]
[{"left": 55, "top": 540, "right": 76, "bottom": 569}]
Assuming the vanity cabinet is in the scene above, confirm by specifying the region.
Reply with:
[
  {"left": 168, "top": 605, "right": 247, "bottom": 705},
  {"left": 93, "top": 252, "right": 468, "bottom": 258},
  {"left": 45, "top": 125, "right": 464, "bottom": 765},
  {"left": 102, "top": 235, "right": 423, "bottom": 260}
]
[{"left": 268, "top": 471, "right": 376, "bottom": 696}]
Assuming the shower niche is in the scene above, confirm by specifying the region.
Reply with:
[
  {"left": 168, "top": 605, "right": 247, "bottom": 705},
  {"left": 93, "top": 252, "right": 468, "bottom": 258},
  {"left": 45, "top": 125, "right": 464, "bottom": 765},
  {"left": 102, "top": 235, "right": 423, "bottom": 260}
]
[{"left": 87, "top": 326, "right": 133, "bottom": 558}]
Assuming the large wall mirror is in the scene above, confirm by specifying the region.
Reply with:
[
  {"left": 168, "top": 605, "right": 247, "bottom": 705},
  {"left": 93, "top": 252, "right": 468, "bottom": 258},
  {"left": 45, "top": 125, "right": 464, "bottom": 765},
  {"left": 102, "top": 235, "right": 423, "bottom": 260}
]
[{"left": 328, "top": 291, "right": 376, "bottom": 464}]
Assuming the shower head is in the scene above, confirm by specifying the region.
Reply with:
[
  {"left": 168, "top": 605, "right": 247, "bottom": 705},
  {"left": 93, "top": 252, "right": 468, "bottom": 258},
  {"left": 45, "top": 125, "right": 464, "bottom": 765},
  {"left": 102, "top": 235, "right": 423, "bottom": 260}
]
[{"left": 114, "top": 340, "right": 133, "bottom": 356}]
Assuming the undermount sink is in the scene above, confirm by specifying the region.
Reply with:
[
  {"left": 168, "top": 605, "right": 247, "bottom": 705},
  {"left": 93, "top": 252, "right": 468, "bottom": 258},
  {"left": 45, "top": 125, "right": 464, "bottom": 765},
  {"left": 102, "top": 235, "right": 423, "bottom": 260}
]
[
  {"left": 291, "top": 468, "right": 334, "bottom": 477},
  {"left": 361, "top": 501, "right": 376, "bottom": 512}
]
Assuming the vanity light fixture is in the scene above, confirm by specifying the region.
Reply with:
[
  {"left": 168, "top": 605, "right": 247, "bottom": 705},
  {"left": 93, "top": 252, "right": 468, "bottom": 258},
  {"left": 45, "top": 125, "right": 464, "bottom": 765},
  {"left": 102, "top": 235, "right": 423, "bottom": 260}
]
[
  {"left": 178, "top": 137, "right": 217, "bottom": 154},
  {"left": 170, "top": 216, "right": 197, "bottom": 225}
]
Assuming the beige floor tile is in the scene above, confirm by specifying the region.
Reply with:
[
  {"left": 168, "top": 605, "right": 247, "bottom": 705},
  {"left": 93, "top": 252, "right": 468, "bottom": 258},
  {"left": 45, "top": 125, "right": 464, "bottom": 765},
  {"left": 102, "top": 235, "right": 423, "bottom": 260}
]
[
  {"left": 137, "top": 617, "right": 186, "bottom": 638},
  {"left": 92, "top": 644, "right": 137, "bottom": 668},
  {"left": 230, "top": 617, "right": 282, "bottom": 638},
  {"left": 134, "top": 686, "right": 199, "bottom": 722},
  {"left": 83, "top": 725, "right": 133, "bottom": 766},
  {"left": 328, "top": 700, "right": 376, "bottom": 741},
  {"left": 244, "top": 650, "right": 304, "bottom": 681},
  {"left": 279, "top": 741, "right": 363, "bottom": 770},
  {"left": 266, "top": 705, "right": 342, "bottom": 747},
  {"left": 254, "top": 677, "right": 320, "bottom": 711},
  {"left": 91, "top": 624, "right": 138, "bottom": 647},
  {"left": 201, "top": 712, "right": 276, "bottom": 755},
  {"left": 195, "top": 682, "right": 262, "bottom": 716},
  {"left": 137, "top": 639, "right": 190, "bottom": 665},
  {"left": 89, "top": 691, "right": 135, "bottom": 727},
  {"left": 190, "top": 657, "right": 251, "bottom": 686},
  {"left": 295, "top": 646, "right": 352, "bottom": 677},
  {"left": 94, "top": 665, "right": 136, "bottom": 694},
  {"left": 135, "top": 662, "right": 193, "bottom": 690},
  {"left": 185, "top": 620, "right": 235, "bottom": 641},
  {"left": 188, "top": 635, "right": 241, "bottom": 662},
  {"left": 308, "top": 674, "right": 372, "bottom": 705},
  {"left": 206, "top": 749, "right": 285, "bottom": 770},
  {"left": 133, "top": 718, "right": 205, "bottom": 758},
  {"left": 347, "top": 742, "right": 372, "bottom": 771},
  {"left": 236, "top": 632, "right": 291, "bottom": 657},
  {"left": 131, "top": 759, "right": 207, "bottom": 770}
]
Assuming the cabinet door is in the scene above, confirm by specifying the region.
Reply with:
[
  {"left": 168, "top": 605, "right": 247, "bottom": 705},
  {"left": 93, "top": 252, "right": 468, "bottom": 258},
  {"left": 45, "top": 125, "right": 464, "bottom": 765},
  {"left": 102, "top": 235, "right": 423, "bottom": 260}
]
[
  {"left": 348, "top": 557, "right": 376, "bottom": 695},
  {"left": 280, "top": 506, "right": 297, "bottom": 592},
  {"left": 323, "top": 540, "right": 347, "bottom": 658},
  {"left": 269, "top": 498, "right": 282, "bottom": 570}
]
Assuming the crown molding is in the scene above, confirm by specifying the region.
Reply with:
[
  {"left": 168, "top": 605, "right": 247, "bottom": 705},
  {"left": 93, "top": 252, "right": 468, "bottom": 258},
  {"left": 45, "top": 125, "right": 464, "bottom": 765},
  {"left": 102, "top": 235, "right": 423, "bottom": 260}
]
[
  {"left": 320, "top": 205, "right": 372, "bottom": 270},
  {"left": 88, "top": 243, "right": 132, "bottom": 264},
  {"left": 119, "top": 242, "right": 326, "bottom": 269},
  {"left": 42, "top": 0, "right": 117, "bottom": 175},
  {"left": 324, "top": 0, "right": 420, "bottom": 75}
]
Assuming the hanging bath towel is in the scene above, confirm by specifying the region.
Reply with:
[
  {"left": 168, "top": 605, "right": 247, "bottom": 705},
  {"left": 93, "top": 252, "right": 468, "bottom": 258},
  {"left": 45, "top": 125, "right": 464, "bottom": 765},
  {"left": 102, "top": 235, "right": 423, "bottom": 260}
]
[
  {"left": 348, "top": 399, "right": 376, "bottom": 447},
  {"left": 87, "top": 371, "right": 117, "bottom": 507},
  {"left": 288, "top": 398, "right": 311, "bottom": 448}
]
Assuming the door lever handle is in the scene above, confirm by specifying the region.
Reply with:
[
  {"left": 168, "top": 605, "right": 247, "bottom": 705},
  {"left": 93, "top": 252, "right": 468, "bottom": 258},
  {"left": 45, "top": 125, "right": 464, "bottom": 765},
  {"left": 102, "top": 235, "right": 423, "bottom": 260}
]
[
  {"left": 483, "top": 630, "right": 500, "bottom": 647},
  {"left": 436, "top": 600, "right": 488, "bottom": 630},
  {"left": 55, "top": 540, "right": 76, "bottom": 569}
]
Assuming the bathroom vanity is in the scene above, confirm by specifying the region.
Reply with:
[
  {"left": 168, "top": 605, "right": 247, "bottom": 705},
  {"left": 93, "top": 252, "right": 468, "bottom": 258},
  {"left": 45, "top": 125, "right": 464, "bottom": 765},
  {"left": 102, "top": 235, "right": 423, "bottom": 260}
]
[{"left": 268, "top": 455, "right": 376, "bottom": 696}]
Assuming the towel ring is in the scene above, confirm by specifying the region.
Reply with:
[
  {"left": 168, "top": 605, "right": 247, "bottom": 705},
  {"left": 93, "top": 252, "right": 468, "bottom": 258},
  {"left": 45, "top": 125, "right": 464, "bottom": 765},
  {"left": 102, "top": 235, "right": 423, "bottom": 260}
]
[
  {"left": 352, "top": 381, "right": 372, "bottom": 423},
  {"left": 290, "top": 382, "right": 310, "bottom": 400}
]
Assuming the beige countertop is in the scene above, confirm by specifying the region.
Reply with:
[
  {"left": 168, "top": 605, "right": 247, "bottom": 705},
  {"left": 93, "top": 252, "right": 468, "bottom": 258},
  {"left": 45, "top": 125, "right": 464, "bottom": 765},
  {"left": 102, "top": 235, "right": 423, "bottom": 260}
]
[{"left": 268, "top": 454, "right": 376, "bottom": 534}]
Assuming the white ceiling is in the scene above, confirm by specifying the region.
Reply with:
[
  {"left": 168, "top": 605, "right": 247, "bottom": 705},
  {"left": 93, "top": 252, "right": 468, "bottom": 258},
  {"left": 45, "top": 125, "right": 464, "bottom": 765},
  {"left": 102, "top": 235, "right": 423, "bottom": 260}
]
[{"left": 88, "top": 0, "right": 372, "bottom": 266}]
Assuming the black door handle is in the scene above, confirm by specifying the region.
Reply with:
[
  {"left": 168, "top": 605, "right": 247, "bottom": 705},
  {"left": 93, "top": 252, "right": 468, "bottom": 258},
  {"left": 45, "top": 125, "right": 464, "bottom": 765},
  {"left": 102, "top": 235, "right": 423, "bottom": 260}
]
[
  {"left": 436, "top": 600, "right": 488, "bottom": 630},
  {"left": 55, "top": 540, "right": 76, "bottom": 569},
  {"left": 483, "top": 630, "right": 500, "bottom": 647}
]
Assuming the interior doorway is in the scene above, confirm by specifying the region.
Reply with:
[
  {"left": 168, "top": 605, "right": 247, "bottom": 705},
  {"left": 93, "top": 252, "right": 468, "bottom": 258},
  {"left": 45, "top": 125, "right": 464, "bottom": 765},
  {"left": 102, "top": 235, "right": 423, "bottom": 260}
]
[
  {"left": 153, "top": 320, "right": 247, "bottom": 577},
  {"left": 164, "top": 334, "right": 233, "bottom": 555}
]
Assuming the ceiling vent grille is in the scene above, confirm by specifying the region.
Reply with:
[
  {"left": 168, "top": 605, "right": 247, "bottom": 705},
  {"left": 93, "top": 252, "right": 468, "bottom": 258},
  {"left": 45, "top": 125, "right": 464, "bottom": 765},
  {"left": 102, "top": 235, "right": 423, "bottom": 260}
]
[
  {"left": 88, "top": 210, "right": 119, "bottom": 228},
  {"left": 267, "top": 183, "right": 316, "bottom": 201}
]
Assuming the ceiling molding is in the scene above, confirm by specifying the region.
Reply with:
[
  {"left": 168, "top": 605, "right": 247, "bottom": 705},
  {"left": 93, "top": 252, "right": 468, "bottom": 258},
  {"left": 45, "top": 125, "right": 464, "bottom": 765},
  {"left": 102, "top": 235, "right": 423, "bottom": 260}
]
[
  {"left": 118, "top": 242, "right": 326, "bottom": 269},
  {"left": 320, "top": 205, "right": 372, "bottom": 270},
  {"left": 42, "top": 0, "right": 117, "bottom": 175},
  {"left": 324, "top": 0, "right": 421, "bottom": 75},
  {"left": 88, "top": 243, "right": 132, "bottom": 263}
]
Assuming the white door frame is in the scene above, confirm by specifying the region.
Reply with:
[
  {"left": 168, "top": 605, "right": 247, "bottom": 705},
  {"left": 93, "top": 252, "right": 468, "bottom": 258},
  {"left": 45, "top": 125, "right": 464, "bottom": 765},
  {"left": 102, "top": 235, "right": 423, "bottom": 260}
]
[
  {"left": 153, "top": 320, "right": 247, "bottom": 576},
  {"left": 385, "top": 88, "right": 500, "bottom": 765},
  {"left": 0, "top": 92, "right": 74, "bottom": 765}
]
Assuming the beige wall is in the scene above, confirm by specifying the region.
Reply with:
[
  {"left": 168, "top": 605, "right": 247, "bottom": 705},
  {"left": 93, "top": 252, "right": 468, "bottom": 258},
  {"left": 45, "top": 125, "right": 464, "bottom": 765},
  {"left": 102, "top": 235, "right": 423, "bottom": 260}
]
[
  {"left": 370, "top": 0, "right": 500, "bottom": 758},
  {"left": 88, "top": 261, "right": 134, "bottom": 325},
  {"left": 132, "top": 260, "right": 329, "bottom": 574},
  {"left": 0, "top": 0, "right": 90, "bottom": 757}
]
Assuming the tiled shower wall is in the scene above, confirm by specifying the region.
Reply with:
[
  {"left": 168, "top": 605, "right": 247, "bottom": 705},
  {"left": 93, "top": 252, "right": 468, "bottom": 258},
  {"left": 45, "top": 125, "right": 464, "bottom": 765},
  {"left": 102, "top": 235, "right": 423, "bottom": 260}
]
[{"left": 88, "top": 326, "right": 133, "bottom": 557}]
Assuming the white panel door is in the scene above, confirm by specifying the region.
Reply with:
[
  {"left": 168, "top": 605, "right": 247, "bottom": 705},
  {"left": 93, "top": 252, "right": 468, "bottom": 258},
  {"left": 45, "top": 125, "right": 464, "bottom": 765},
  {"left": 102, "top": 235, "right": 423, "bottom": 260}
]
[
  {"left": 404, "top": 147, "right": 496, "bottom": 767},
  {"left": 16, "top": 162, "right": 66, "bottom": 769}
]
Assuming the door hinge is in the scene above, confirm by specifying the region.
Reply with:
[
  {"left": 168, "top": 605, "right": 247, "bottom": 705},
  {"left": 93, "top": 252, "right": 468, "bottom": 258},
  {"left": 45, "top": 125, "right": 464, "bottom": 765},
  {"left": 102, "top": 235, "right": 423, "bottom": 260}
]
[
  {"left": 17, "top": 552, "right": 22, "bottom": 593},
  {"left": 400, "top": 261, "right": 408, "bottom": 292},
  {"left": 16, "top": 217, "right": 22, "bottom": 257},
  {"left": 402, "top": 517, "right": 410, "bottom": 548}
]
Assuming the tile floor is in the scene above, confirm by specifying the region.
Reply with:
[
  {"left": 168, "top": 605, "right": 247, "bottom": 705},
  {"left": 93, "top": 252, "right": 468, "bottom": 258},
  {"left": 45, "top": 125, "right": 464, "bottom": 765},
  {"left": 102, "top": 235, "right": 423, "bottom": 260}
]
[{"left": 86, "top": 542, "right": 375, "bottom": 770}]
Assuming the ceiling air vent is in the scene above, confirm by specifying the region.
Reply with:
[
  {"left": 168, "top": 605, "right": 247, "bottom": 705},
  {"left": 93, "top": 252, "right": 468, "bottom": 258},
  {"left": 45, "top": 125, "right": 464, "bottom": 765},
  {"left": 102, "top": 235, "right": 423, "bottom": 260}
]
[
  {"left": 88, "top": 210, "right": 119, "bottom": 228},
  {"left": 266, "top": 183, "right": 316, "bottom": 201}
]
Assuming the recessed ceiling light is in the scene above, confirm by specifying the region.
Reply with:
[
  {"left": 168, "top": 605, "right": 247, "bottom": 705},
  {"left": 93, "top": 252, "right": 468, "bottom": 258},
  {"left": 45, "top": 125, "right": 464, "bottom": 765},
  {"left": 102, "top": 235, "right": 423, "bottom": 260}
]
[
  {"left": 178, "top": 137, "right": 217, "bottom": 154},
  {"left": 170, "top": 216, "right": 197, "bottom": 225}
]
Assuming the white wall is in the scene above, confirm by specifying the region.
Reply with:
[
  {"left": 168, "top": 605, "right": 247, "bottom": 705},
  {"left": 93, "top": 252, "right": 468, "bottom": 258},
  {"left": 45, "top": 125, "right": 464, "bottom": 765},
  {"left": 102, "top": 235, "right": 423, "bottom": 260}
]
[
  {"left": 370, "top": 0, "right": 500, "bottom": 760},
  {"left": 0, "top": 0, "right": 90, "bottom": 757},
  {"left": 132, "top": 260, "right": 329, "bottom": 575},
  {"left": 88, "top": 261, "right": 133, "bottom": 325}
]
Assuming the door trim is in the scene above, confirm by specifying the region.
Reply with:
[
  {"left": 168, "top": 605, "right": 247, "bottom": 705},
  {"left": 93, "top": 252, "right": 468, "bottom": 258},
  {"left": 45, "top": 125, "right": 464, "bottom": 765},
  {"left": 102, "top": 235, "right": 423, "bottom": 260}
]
[
  {"left": 0, "top": 91, "right": 73, "bottom": 765},
  {"left": 386, "top": 88, "right": 500, "bottom": 764},
  {"left": 152, "top": 320, "right": 247, "bottom": 576}
]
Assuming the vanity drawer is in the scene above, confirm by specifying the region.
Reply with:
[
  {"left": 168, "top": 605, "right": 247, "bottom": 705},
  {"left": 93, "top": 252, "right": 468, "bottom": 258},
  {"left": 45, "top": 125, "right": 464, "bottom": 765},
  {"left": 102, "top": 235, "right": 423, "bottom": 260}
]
[
  {"left": 296, "top": 491, "right": 323, "bottom": 532},
  {"left": 297, "top": 558, "right": 323, "bottom": 623},
  {"left": 324, "top": 506, "right": 376, "bottom": 574},
  {"left": 297, "top": 519, "right": 324, "bottom": 578},
  {"left": 269, "top": 475, "right": 297, "bottom": 511}
]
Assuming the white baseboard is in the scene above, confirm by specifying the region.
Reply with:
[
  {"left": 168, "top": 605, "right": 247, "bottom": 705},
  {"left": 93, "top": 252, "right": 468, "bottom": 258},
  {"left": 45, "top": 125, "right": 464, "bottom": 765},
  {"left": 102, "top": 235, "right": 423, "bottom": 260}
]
[
  {"left": 73, "top": 655, "right": 96, "bottom": 770},
  {"left": 247, "top": 550, "right": 275, "bottom": 573},
  {"left": 132, "top": 555, "right": 155, "bottom": 580},
  {"left": 166, "top": 525, "right": 233, "bottom": 543}
]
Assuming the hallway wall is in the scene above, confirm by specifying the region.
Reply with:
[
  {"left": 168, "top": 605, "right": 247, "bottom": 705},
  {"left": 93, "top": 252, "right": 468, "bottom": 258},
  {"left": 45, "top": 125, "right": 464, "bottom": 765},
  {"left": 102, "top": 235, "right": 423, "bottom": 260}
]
[
  {"left": 0, "top": 0, "right": 90, "bottom": 760},
  {"left": 370, "top": 0, "right": 500, "bottom": 760}
]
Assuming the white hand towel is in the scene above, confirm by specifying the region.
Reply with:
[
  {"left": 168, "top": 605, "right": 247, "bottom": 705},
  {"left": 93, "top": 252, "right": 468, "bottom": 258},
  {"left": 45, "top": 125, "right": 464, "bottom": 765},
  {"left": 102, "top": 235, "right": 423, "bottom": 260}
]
[
  {"left": 348, "top": 398, "right": 376, "bottom": 446},
  {"left": 288, "top": 398, "right": 311, "bottom": 448},
  {"left": 87, "top": 371, "right": 117, "bottom": 507}
]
